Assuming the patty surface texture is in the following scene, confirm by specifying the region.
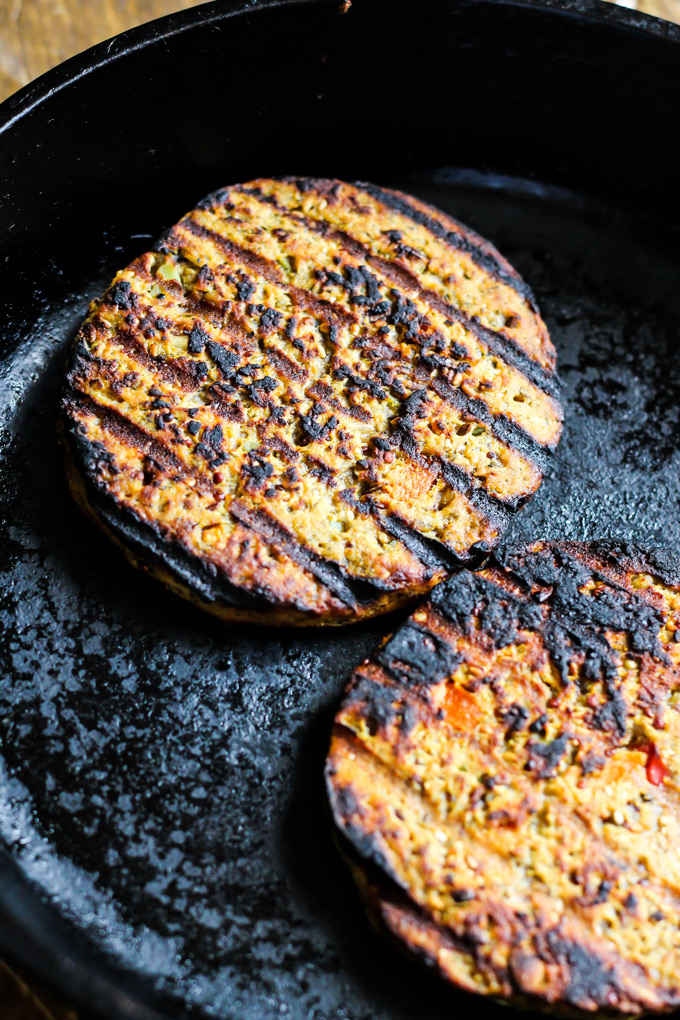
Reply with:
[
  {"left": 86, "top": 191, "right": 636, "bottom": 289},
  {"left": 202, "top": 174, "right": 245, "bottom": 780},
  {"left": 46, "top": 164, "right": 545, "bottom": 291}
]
[
  {"left": 326, "top": 542, "right": 680, "bottom": 1012},
  {"left": 62, "top": 178, "right": 562, "bottom": 625}
]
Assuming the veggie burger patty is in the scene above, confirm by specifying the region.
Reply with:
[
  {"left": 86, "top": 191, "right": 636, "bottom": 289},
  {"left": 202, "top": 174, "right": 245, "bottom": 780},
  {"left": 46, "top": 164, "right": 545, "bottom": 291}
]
[
  {"left": 62, "top": 178, "right": 562, "bottom": 625},
  {"left": 327, "top": 542, "right": 680, "bottom": 1013}
]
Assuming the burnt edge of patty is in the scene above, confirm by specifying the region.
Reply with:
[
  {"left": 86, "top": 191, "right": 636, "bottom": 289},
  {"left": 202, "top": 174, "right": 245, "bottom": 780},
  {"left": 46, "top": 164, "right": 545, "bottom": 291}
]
[
  {"left": 345, "top": 846, "right": 680, "bottom": 1017},
  {"left": 60, "top": 410, "right": 455, "bottom": 623},
  {"left": 61, "top": 414, "right": 270, "bottom": 613}
]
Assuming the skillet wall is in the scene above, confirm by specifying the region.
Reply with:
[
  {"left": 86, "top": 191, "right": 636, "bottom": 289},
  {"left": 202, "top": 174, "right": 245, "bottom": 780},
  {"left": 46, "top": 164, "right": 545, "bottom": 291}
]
[{"left": 1, "top": 0, "right": 680, "bottom": 335}]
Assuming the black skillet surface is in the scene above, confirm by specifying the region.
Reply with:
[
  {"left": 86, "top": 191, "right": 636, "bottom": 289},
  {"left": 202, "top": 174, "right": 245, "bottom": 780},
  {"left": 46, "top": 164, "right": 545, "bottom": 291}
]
[{"left": 2, "top": 0, "right": 680, "bottom": 1017}]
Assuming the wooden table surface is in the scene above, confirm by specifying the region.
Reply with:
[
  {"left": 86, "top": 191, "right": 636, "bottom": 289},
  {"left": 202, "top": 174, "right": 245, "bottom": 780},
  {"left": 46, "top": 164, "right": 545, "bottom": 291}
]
[{"left": 1, "top": 0, "right": 680, "bottom": 1015}]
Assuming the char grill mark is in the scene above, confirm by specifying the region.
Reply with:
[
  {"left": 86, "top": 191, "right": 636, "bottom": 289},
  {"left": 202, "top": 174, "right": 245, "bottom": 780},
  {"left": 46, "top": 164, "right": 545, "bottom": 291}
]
[
  {"left": 67, "top": 391, "right": 189, "bottom": 478},
  {"left": 428, "top": 378, "right": 550, "bottom": 470},
  {"left": 178, "top": 218, "right": 283, "bottom": 287},
  {"left": 350, "top": 180, "right": 538, "bottom": 309},
  {"left": 229, "top": 501, "right": 387, "bottom": 608},
  {"left": 64, "top": 178, "right": 561, "bottom": 621},
  {"left": 362, "top": 512, "right": 461, "bottom": 573},
  {"left": 240, "top": 182, "right": 558, "bottom": 401},
  {"left": 437, "top": 460, "right": 515, "bottom": 522},
  {"left": 386, "top": 402, "right": 520, "bottom": 522},
  {"left": 72, "top": 435, "right": 350, "bottom": 618},
  {"left": 327, "top": 541, "right": 680, "bottom": 1008},
  {"left": 228, "top": 183, "right": 559, "bottom": 436},
  {"left": 65, "top": 392, "right": 223, "bottom": 500},
  {"left": 78, "top": 289, "right": 514, "bottom": 563},
  {"left": 164, "top": 209, "right": 547, "bottom": 502},
  {"left": 80, "top": 476, "right": 271, "bottom": 613},
  {"left": 70, "top": 380, "right": 436, "bottom": 600},
  {"left": 181, "top": 190, "right": 555, "bottom": 476},
  {"left": 66, "top": 403, "right": 365, "bottom": 612},
  {"left": 177, "top": 217, "right": 356, "bottom": 327}
]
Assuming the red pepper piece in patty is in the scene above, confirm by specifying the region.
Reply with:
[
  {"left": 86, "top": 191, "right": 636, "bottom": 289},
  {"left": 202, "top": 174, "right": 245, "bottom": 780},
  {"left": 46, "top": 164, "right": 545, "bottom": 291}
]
[{"left": 645, "top": 743, "right": 669, "bottom": 787}]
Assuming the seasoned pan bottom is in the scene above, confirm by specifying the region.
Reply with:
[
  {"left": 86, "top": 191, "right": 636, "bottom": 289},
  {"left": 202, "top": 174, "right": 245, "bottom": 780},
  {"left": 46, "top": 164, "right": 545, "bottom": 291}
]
[{"left": 1, "top": 171, "right": 680, "bottom": 1020}]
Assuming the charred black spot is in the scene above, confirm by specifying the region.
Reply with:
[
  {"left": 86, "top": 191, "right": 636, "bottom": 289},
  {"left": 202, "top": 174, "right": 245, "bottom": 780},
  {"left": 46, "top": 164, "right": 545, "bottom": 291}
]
[
  {"left": 260, "top": 308, "right": 283, "bottom": 335},
  {"left": 591, "top": 684, "right": 628, "bottom": 736},
  {"left": 285, "top": 316, "right": 297, "bottom": 339},
  {"left": 526, "top": 734, "right": 568, "bottom": 778},
  {"left": 205, "top": 424, "right": 224, "bottom": 451},
  {"left": 378, "top": 624, "right": 462, "bottom": 686},
  {"left": 241, "top": 453, "right": 274, "bottom": 486},
  {"left": 245, "top": 376, "right": 279, "bottom": 407},
  {"left": 206, "top": 341, "right": 238, "bottom": 378},
  {"left": 308, "top": 460, "right": 336, "bottom": 485},
  {"left": 372, "top": 437, "right": 392, "bottom": 452},
  {"left": 333, "top": 364, "right": 387, "bottom": 401},
  {"left": 188, "top": 325, "right": 209, "bottom": 353},
  {"left": 109, "top": 280, "right": 132, "bottom": 309},
  {"left": 236, "top": 278, "right": 255, "bottom": 301},
  {"left": 268, "top": 406, "right": 287, "bottom": 425},
  {"left": 580, "top": 750, "right": 606, "bottom": 775},
  {"left": 592, "top": 880, "right": 613, "bottom": 905},
  {"left": 398, "top": 702, "right": 420, "bottom": 735},
  {"left": 503, "top": 703, "right": 529, "bottom": 737},
  {"left": 543, "top": 931, "right": 623, "bottom": 1009},
  {"left": 529, "top": 713, "right": 548, "bottom": 737},
  {"left": 298, "top": 406, "right": 339, "bottom": 443},
  {"left": 452, "top": 889, "right": 475, "bottom": 903}
]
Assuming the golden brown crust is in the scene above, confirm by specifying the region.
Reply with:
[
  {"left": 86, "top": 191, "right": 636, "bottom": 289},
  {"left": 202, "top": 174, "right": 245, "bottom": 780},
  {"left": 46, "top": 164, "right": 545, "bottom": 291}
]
[
  {"left": 61, "top": 178, "right": 561, "bottom": 625},
  {"left": 326, "top": 542, "right": 680, "bottom": 1012}
]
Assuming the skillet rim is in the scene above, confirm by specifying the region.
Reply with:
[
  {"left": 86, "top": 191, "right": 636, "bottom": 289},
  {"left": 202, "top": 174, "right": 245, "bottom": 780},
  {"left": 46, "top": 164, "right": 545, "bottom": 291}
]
[
  {"left": 2, "top": 0, "right": 680, "bottom": 138},
  {"left": 2, "top": 0, "right": 680, "bottom": 1017}
]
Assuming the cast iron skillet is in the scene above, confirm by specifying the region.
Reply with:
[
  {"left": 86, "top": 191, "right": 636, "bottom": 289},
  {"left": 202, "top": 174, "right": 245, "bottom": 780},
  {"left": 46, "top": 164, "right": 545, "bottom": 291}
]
[{"left": 2, "top": 0, "right": 680, "bottom": 1017}]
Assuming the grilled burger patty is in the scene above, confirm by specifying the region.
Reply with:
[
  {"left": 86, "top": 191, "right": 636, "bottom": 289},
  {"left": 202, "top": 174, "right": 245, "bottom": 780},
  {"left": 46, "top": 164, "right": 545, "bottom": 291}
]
[
  {"left": 327, "top": 542, "right": 680, "bottom": 1013},
  {"left": 62, "top": 178, "right": 562, "bottom": 625}
]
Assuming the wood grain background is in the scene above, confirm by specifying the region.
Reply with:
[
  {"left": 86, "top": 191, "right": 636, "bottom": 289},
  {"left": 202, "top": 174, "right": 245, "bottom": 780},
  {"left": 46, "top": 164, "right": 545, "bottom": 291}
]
[
  {"left": 0, "top": 0, "right": 209, "bottom": 102},
  {"left": 1, "top": 0, "right": 679, "bottom": 1015}
]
